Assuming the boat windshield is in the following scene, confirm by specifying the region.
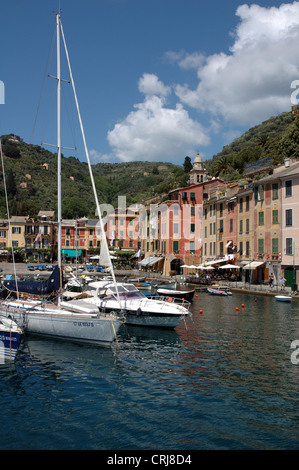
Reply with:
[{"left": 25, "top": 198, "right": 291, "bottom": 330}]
[{"left": 107, "top": 285, "right": 144, "bottom": 300}]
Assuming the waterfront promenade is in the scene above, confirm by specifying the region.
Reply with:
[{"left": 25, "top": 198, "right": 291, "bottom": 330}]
[{"left": 0, "top": 262, "right": 298, "bottom": 299}]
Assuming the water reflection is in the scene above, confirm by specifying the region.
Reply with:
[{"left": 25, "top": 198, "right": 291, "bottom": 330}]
[{"left": 1, "top": 291, "right": 299, "bottom": 450}]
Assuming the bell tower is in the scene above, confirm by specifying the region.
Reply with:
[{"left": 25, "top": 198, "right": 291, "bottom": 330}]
[{"left": 189, "top": 152, "right": 206, "bottom": 184}]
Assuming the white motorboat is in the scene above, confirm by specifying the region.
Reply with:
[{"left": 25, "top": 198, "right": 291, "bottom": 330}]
[
  {"left": 275, "top": 295, "right": 292, "bottom": 302},
  {"left": 207, "top": 286, "right": 232, "bottom": 296},
  {"left": 0, "top": 13, "right": 122, "bottom": 346},
  {"left": 0, "top": 316, "right": 23, "bottom": 362},
  {"left": 156, "top": 288, "right": 195, "bottom": 302},
  {"left": 61, "top": 281, "right": 190, "bottom": 329}
]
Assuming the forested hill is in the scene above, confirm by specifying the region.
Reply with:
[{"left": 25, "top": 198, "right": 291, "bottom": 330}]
[
  {"left": 206, "top": 111, "right": 299, "bottom": 178},
  {"left": 1, "top": 110, "right": 299, "bottom": 219},
  {"left": 0, "top": 135, "right": 189, "bottom": 219}
]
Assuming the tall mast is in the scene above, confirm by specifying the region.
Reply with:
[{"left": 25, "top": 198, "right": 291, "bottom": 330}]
[{"left": 56, "top": 13, "right": 62, "bottom": 275}]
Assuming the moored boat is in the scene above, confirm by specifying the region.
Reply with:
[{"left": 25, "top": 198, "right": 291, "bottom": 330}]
[
  {"left": 0, "top": 316, "right": 23, "bottom": 362},
  {"left": 207, "top": 286, "right": 232, "bottom": 296},
  {"left": 61, "top": 281, "right": 190, "bottom": 329},
  {"left": 0, "top": 13, "right": 123, "bottom": 346},
  {"left": 156, "top": 288, "right": 195, "bottom": 302},
  {"left": 275, "top": 295, "right": 292, "bottom": 302}
]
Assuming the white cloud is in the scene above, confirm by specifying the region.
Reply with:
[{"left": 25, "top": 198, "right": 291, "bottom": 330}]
[
  {"left": 138, "top": 73, "right": 170, "bottom": 97},
  {"left": 107, "top": 75, "right": 210, "bottom": 162},
  {"left": 89, "top": 149, "right": 111, "bottom": 164},
  {"left": 175, "top": 2, "right": 299, "bottom": 125},
  {"left": 106, "top": 3, "right": 299, "bottom": 163}
]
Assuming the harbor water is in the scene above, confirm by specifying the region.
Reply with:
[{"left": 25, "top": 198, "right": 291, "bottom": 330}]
[{"left": 1, "top": 290, "right": 299, "bottom": 451}]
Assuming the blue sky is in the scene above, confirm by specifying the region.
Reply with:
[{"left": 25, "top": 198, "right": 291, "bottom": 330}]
[{"left": 1, "top": 0, "right": 299, "bottom": 166}]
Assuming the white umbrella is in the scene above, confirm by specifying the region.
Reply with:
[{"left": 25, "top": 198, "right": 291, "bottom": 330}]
[
  {"left": 204, "top": 266, "right": 215, "bottom": 270},
  {"left": 219, "top": 264, "right": 240, "bottom": 269}
]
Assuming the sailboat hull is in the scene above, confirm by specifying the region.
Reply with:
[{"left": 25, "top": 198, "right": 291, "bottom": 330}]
[
  {"left": 0, "top": 330, "right": 23, "bottom": 361},
  {"left": 0, "top": 302, "right": 121, "bottom": 346}
]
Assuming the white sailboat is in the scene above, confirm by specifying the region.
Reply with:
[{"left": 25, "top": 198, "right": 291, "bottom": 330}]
[{"left": 0, "top": 13, "right": 123, "bottom": 345}]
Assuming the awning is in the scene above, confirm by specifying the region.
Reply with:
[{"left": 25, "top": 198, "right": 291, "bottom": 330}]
[
  {"left": 62, "top": 249, "right": 82, "bottom": 257},
  {"left": 219, "top": 263, "right": 240, "bottom": 269},
  {"left": 138, "top": 256, "right": 164, "bottom": 267},
  {"left": 242, "top": 261, "right": 264, "bottom": 269}
]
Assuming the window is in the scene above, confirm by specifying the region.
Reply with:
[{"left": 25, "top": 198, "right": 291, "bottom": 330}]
[
  {"left": 258, "top": 211, "right": 264, "bottom": 225},
  {"left": 286, "top": 209, "right": 292, "bottom": 226},
  {"left": 272, "top": 238, "right": 279, "bottom": 254},
  {"left": 258, "top": 238, "right": 264, "bottom": 254},
  {"left": 246, "top": 219, "right": 250, "bottom": 234},
  {"left": 190, "top": 192, "right": 195, "bottom": 200},
  {"left": 272, "top": 183, "right": 279, "bottom": 200},
  {"left": 190, "top": 241, "right": 195, "bottom": 254},
  {"left": 204, "top": 226, "right": 207, "bottom": 238},
  {"left": 239, "top": 241, "right": 243, "bottom": 256},
  {"left": 190, "top": 206, "right": 195, "bottom": 216},
  {"left": 173, "top": 241, "right": 179, "bottom": 253},
  {"left": 190, "top": 223, "right": 195, "bottom": 234},
  {"left": 0, "top": 231, "right": 5, "bottom": 238},
  {"left": 246, "top": 196, "right": 250, "bottom": 211},
  {"left": 239, "top": 219, "right": 243, "bottom": 234},
  {"left": 220, "top": 203, "right": 223, "bottom": 217},
  {"left": 210, "top": 223, "right": 212, "bottom": 235},
  {"left": 239, "top": 198, "right": 243, "bottom": 213},
  {"left": 228, "top": 201, "right": 234, "bottom": 212},
  {"left": 182, "top": 192, "right": 187, "bottom": 200},
  {"left": 254, "top": 185, "right": 264, "bottom": 201},
  {"left": 173, "top": 223, "right": 179, "bottom": 234},
  {"left": 220, "top": 242, "right": 223, "bottom": 257},
  {"left": 219, "top": 220, "right": 223, "bottom": 233},
  {"left": 229, "top": 219, "right": 233, "bottom": 232},
  {"left": 286, "top": 238, "right": 293, "bottom": 255},
  {"left": 272, "top": 210, "right": 279, "bottom": 224},
  {"left": 246, "top": 241, "right": 250, "bottom": 257},
  {"left": 285, "top": 180, "right": 292, "bottom": 197},
  {"left": 12, "top": 227, "right": 21, "bottom": 234}
]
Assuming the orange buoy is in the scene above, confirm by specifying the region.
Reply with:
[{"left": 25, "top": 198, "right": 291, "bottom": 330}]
[
  {"left": 235, "top": 307, "right": 239, "bottom": 311},
  {"left": 168, "top": 297, "right": 172, "bottom": 302},
  {"left": 199, "top": 309, "right": 203, "bottom": 314},
  {"left": 241, "top": 303, "right": 245, "bottom": 308},
  {"left": 195, "top": 294, "right": 198, "bottom": 298}
]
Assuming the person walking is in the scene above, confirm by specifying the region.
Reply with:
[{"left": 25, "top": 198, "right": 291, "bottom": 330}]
[
  {"left": 280, "top": 276, "right": 286, "bottom": 290},
  {"left": 269, "top": 273, "right": 274, "bottom": 288}
]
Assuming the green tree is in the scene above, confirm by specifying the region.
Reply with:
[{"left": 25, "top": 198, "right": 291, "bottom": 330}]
[{"left": 183, "top": 156, "right": 192, "bottom": 173}]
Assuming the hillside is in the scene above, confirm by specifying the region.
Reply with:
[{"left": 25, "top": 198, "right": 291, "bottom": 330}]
[
  {"left": 0, "top": 135, "right": 188, "bottom": 219},
  {"left": 205, "top": 111, "right": 299, "bottom": 180},
  {"left": 1, "top": 110, "right": 299, "bottom": 219}
]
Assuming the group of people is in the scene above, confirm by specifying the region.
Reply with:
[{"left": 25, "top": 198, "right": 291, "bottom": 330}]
[{"left": 269, "top": 273, "right": 286, "bottom": 290}]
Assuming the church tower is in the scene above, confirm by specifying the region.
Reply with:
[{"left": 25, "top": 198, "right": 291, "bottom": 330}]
[{"left": 189, "top": 152, "right": 206, "bottom": 184}]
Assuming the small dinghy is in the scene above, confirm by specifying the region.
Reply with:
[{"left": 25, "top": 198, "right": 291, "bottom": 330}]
[{"left": 275, "top": 295, "right": 292, "bottom": 302}]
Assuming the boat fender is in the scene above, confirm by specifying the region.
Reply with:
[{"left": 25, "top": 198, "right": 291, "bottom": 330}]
[
  {"left": 168, "top": 297, "right": 172, "bottom": 302},
  {"left": 136, "top": 307, "right": 142, "bottom": 316}
]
